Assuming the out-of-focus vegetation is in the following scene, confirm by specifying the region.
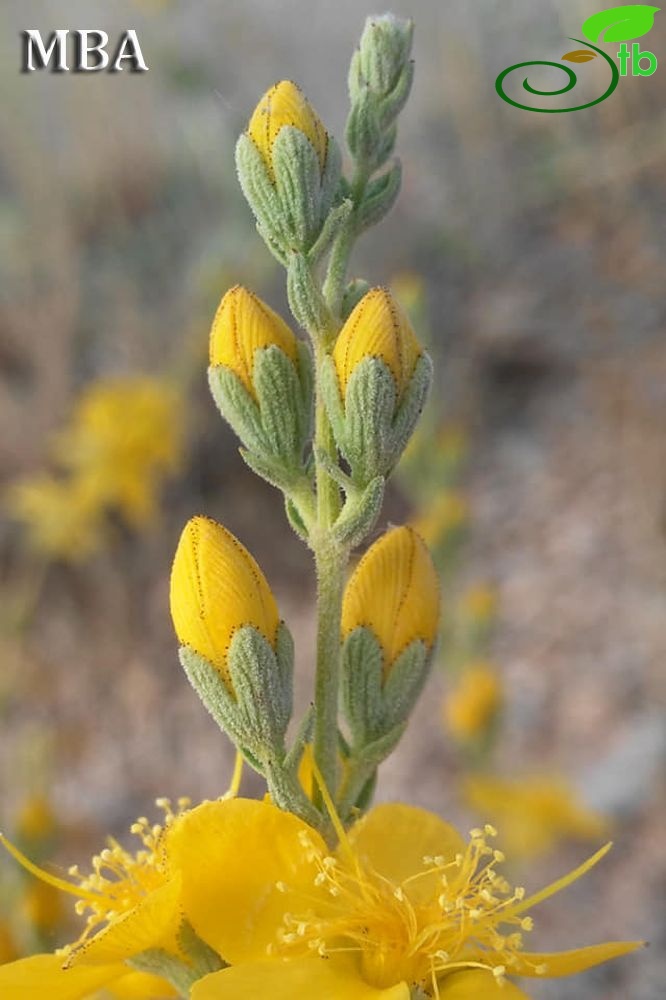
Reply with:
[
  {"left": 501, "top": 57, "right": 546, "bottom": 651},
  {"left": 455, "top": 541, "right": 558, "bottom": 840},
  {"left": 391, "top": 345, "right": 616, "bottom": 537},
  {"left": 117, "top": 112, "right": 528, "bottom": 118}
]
[{"left": 0, "top": 3, "right": 663, "bottom": 997}]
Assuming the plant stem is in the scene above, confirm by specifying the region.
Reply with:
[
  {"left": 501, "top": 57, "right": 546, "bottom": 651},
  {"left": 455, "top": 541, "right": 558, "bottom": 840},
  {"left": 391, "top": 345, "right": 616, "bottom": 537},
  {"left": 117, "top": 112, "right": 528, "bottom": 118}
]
[{"left": 308, "top": 165, "right": 369, "bottom": 817}]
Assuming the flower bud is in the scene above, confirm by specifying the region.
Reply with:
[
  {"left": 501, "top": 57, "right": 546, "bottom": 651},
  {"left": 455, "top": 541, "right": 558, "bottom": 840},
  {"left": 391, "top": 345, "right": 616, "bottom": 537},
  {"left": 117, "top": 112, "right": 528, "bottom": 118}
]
[
  {"left": 343, "top": 525, "right": 439, "bottom": 671},
  {"left": 357, "top": 14, "right": 414, "bottom": 97},
  {"left": 322, "top": 289, "right": 432, "bottom": 485},
  {"left": 341, "top": 526, "right": 440, "bottom": 751},
  {"left": 236, "top": 82, "right": 340, "bottom": 258},
  {"left": 208, "top": 287, "right": 313, "bottom": 483},
  {"left": 209, "top": 286, "right": 299, "bottom": 400},
  {"left": 247, "top": 80, "right": 328, "bottom": 181},
  {"left": 170, "top": 516, "right": 279, "bottom": 691},
  {"left": 333, "top": 287, "right": 421, "bottom": 403}
]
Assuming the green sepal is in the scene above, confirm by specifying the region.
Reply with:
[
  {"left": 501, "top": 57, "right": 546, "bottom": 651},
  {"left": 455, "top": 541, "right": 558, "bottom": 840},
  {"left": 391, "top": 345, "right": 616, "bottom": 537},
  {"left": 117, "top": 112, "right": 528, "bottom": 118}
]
[
  {"left": 240, "top": 448, "right": 300, "bottom": 492},
  {"left": 177, "top": 921, "right": 226, "bottom": 978},
  {"left": 332, "top": 475, "right": 384, "bottom": 549},
  {"left": 381, "top": 640, "right": 431, "bottom": 732},
  {"left": 346, "top": 85, "right": 382, "bottom": 167},
  {"left": 357, "top": 160, "right": 402, "bottom": 232},
  {"left": 340, "top": 626, "right": 384, "bottom": 747},
  {"left": 307, "top": 198, "right": 353, "bottom": 268},
  {"left": 390, "top": 352, "right": 433, "bottom": 463},
  {"left": 179, "top": 624, "right": 294, "bottom": 767},
  {"left": 287, "top": 252, "right": 331, "bottom": 336},
  {"left": 341, "top": 279, "right": 371, "bottom": 319},
  {"left": 338, "top": 357, "right": 397, "bottom": 484},
  {"left": 208, "top": 365, "right": 269, "bottom": 457},
  {"left": 253, "top": 345, "right": 310, "bottom": 464},
  {"left": 235, "top": 133, "right": 290, "bottom": 249},
  {"left": 378, "top": 61, "right": 414, "bottom": 128},
  {"left": 179, "top": 645, "right": 258, "bottom": 761},
  {"left": 272, "top": 127, "right": 324, "bottom": 249},
  {"left": 341, "top": 626, "right": 432, "bottom": 749},
  {"left": 356, "top": 14, "right": 414, "bottom": 97},
  {"left": 284, "top": 494, "right": 310, "bottom": 543},
  {"left": 227, "top": 624, "right": 293, "bottom": 755}
]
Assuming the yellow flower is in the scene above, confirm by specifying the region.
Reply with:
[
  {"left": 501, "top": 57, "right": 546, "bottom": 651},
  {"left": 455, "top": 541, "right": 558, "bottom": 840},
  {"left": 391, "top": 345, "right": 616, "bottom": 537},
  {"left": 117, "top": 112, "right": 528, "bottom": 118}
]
[
  {"left": 209, "top": 286, "right": 299, "bottom": 399},
  {"left": 460, "top": 584, "right": 498, "bottom": 627},
  {"left": 410, "top": 491, "right": 468, "bottom": 548},
  {"left": 463, "top": 774, "right": 611, "bottom": 860},
  {"left": 162, "top": 797, "right": 640, "bottom": 999},
  {"left": 6, "top": 474, "right": 105, "bottom": 560},
  {"left": 333, "top": 288, "right": 422, "bottom": 402},
  {"left": 247, "top": 80, "right": 328, "bottom": 181},
  {"left": 444, "top": 663, "right": 503, "bottom": 742},
  {"left": 170, "top": 516, "right": 279, "bottom": 690},
  {"left": 55, "top": 376, "right": 183, "bottom": 527},
  {"left": 0, "top": 799, "right": 188, "bottom": 998},
  {"left": 342, "top": 526, "right": 440, "bottom": 675},
  {"left": 16, "top": 794, "right": 57, "bottom": 844}
]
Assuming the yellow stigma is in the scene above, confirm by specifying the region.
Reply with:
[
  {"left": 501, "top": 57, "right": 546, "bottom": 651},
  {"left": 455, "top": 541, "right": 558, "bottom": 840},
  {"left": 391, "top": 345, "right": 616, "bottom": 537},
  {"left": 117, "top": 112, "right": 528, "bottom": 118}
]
[
  {"left": 209, "top": 286, "right": 299, "bottom": 399},
  {"left": 444, "top": 663, "right": 503, "bottom": 741},
  {"left": 247, "top": 80, "right": 328, "bottom": 180},
  {"left": 342, "top": 526, "right": 440, "bottom": 674},
  {"left": 170, "top": 516, "right": 279, "bottom": 690},
  {"left": 332, "top": 288, "right": 423, "bottom": 400},
  {"left": 276, "top": 821, "right": 543, "bottom": 990}
]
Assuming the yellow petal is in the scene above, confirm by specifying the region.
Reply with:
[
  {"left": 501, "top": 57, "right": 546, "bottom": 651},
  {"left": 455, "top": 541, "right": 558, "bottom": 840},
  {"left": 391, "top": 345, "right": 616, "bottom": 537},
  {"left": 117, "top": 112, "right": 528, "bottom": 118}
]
[
  {"left": 438, "top": 970, "right": 531, "bottom": 999},
  {"left": 191, "top": 957, "right": 410, "bottom": 1000},
  {"left": 166, "top": 798, "right": 326, "bottom": 964},
  {"left": 342, "top": 526, "right": 440, "bottom": 672},
  {"left": 0, "top": 954, "right": 126, "bottom": 1000},
  {"left": 209, "top": 286, "right": 299, "bottom": 398},
  {"left": 247, "top": 80, "right": 328, "bottom": 179},
  {"left": 510, "top": 941, "right": 644, "bottom": 978},
  {"left": 333, "top": 288, "right": 422, "bottom": 399},
  {"left": 69, "top": 875, "right": 182, "bottom": 966},
  {"left": 346, "top": 803, "right": 465, "bottom": 904},
  {"left": 106, "top": 970, "right": 178, "bottom": 997},
  {"left": 170, "top": 516, "right": 279, "bottom": 689}
]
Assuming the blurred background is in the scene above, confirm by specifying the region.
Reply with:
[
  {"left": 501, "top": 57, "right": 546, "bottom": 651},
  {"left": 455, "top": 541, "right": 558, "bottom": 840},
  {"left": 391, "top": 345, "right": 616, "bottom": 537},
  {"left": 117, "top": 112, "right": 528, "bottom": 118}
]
[{"left": 0, "top": 1, "right": 664, "bottom": 996}]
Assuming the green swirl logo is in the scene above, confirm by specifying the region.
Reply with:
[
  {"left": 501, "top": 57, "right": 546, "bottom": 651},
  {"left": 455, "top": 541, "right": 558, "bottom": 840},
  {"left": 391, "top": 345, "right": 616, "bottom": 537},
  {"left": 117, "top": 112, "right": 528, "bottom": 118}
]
[{"left": 496, "top": 4, "right": 660, "bottom": 113}]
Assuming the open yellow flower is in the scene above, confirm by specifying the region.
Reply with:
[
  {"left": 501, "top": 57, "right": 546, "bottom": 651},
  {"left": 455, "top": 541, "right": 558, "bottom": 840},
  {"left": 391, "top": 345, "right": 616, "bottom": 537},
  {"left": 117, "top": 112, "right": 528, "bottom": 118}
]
[
  {"left": 209, "top": 286, "right": 299, "bottom": 400},
  {"left": 0, "top": 799, "right": 188, "bottom": 999},
  {"left": 247, "top": 80, "right": 328, "bottom": 181},
  {"left": 160, "top": 796, "right": 640, "bottom": 999},
  {"left": 6, "top": 474, "right": 105, "bottom": 561},
  {"left": 342, "top": 525, "right": 439, "bottom": 675},
  {"left": 463, "top": 774, "right": 610, "bottom": 859},
  {"left": 170, "top": 516, "right": 280, "bottom": 691},
  {"left": 333, "top": 288, "right": 422, "bottom": 403}
]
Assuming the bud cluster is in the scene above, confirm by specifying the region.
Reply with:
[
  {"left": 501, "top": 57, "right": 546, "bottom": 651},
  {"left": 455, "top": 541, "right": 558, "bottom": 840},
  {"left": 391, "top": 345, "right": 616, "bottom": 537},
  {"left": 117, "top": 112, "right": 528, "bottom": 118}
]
[{"left": 169, "top": 14, "right": 439, "bottom": 830}]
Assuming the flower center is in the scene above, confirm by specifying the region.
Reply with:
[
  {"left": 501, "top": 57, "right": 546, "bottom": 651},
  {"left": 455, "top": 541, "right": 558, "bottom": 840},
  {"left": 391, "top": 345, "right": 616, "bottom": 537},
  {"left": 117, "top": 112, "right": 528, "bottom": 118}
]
[
  {"left": 275, "top": 825, "right": 545, "bottom": 993},
  {"left": 61, "top": 797, "right": 190, "bottom": 957}
]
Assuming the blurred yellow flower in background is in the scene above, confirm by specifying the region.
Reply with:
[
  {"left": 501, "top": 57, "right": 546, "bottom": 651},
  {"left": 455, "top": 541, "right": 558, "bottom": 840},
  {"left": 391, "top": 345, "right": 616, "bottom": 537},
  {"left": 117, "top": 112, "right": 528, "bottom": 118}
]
[
  {"left": 6, "top": 474, "right": 104, "bottom": 561},
  {"left": 463, "top": 773, "right": 611, "bottom": 860},
  {"left": 55, "top": 376, "right": 183, "bottom": 527},
  {"left": 444, "top": 662, "right": 503, "bottom": 743},
  {"left": 410, "top": 491, "right": 468, "bottom": 549},
  {"left": 6, "top": 376, "right": 184, "bottom": 563},
  {"left": 460, "top": 583, "right": 498, "bottom": 627}
]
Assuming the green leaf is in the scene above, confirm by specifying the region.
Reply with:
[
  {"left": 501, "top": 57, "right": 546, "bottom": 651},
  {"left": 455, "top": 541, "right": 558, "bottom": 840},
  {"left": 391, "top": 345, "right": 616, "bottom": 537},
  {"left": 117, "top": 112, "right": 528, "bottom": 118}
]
[{"left": 582, "top": 5, "right": 660, "bottom": 43}]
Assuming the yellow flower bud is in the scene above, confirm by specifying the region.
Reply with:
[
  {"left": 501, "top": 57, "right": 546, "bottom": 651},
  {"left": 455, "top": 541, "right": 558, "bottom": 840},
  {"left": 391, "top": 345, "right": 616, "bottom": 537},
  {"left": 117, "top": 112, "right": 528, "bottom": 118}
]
[
  {"left": 444, "top": 663, "right": 503, "bottom": 741},
  {"left": 247, "top": 80, "right": 328, "bottom": 181},
  {"left": 209, "top": 286, "right": 299, "bottom": 400},
  {"left": 170, "top": 516, "right": 279, "bottom": 690},
  {"left": 332, "top": 288, "right": 422, "bottom": 401},
  {"left": 342, "top": 525, "right": 439, "bottom": 674}
]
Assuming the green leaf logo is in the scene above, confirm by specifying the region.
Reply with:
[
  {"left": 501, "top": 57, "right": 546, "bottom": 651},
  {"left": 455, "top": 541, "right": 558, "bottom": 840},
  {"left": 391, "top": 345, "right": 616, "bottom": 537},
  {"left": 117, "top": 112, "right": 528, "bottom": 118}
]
[
  {"left": 582, "top": 4, "right": 660, "bottom": 43},
  {"left": 562, "top": 49, "right": 599, "bottom": 61}
]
